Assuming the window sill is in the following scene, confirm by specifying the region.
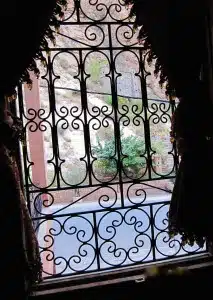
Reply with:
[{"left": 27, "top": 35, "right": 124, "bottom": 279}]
[{"left": 32, "top": 253, "right": 213, "bottom": 298}]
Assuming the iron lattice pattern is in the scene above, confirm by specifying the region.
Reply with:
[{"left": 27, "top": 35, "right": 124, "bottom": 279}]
[{"left": 17, "top": 0, "right": 205, "bottom": 279}]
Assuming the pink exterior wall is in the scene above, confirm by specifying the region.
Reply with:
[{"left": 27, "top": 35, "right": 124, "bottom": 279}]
[{"left": 24, "top": 75, "right": 54, "bottom": 277}]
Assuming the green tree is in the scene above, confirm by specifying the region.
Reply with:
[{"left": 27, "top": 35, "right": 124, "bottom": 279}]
[
  {"left": 92, "top": 135, "right": 117, "bottom": 177},
  {"left": 88, "top": 58, "right": 106, "bottom": 83},
  {"left": 121, "top": 135, "right": 146, "bottom": 176},
  {"left": 104, "top": 95, "right": 130, "bottom": 106},
  {"left": 92, "top": 134, "right": 146, "bottom": 178}
]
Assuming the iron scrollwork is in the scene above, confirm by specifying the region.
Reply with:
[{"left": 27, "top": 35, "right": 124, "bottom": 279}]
[{"left": 18, "top": 0, "right": 206, "bottom": 279}]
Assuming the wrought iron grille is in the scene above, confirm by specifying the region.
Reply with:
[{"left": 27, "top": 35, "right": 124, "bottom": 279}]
[{"left": 17, "top": 0, "right": 206, "bottom": 279}]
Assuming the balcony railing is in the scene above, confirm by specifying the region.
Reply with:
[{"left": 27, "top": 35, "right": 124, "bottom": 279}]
[{"left": 31, "top": 192, "right": 205, "bottom": 278}]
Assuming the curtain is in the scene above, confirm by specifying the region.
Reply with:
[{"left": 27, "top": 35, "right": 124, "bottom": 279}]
[
  {"left": 0, "top": 1, "right": 67, "bottom": 298},
  {"left": 0, "top": 0, "right": 211, "bottom": 296},
  {"left": 125, "top": 0, "right": 213, "bottom": 246}
]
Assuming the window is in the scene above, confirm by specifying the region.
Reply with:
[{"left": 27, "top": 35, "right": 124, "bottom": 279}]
[{"left": 17, "top": 0, "right": 206, "bottom": 280}]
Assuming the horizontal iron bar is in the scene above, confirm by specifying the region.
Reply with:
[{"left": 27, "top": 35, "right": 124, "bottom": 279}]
[
  {"left": 40, "top": 252, "right": 208, "bottom": 281},
  {"left": 42, "top": 47, "right": 144, "bottom": 51},
  {"left": 26, "top": 177, "right": 175, "bottom": 194},
  {"left": 39, "top": 85, "right": 171, "bottom": 104},
  {"left": 51, "top": 21, "right": 135, "bottom": 26},
  {"left": 32, "top": 199, "right": 171, "bottom": 221}
]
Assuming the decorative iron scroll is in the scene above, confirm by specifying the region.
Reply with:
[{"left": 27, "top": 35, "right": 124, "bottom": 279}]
[{"left": 18, "top": 0, "right": 206, "bottom": 279}]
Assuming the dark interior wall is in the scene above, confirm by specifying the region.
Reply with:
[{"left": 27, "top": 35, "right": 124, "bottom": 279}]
[{"left": 206, "top": 0, "right": 213, "bottom": 103}]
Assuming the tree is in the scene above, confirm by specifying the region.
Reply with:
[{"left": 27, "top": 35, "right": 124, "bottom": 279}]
[{"left": 92, "top": 133, "right": 146, "bottom": 178}]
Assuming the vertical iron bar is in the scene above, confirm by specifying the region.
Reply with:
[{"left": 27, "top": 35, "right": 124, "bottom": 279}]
[
  {"left": 150, "top": 204, "right": 156, "bottom": 261},
  {"left": 93, "top": 212, "right": 101, "bottom": 270},
  {"left": 75, "top": 0, "right": 80, "bottom": 23},
  {"left": 108, "top": 24, "right": 124, "bottom": 207},
  {"left": 169, "top": 97, "right": 179, "bottom": 174},
  {"left": 17, "top": 84, "right": 32, "bottom": 214},
  {"left": 79, "top": 50, "right": 92, "bottom": 185},
  {"left": 47, "top": 53, "right": 61, "bottom": 188},
  {"left": 139, "top": 50, "right": 152, "bottom": 179}
]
